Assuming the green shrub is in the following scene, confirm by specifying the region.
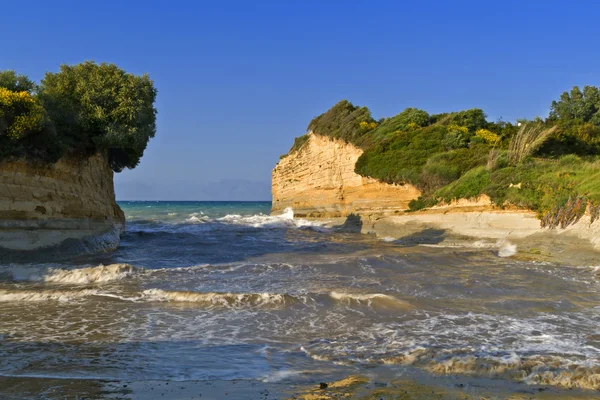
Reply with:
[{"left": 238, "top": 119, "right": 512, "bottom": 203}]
[
  {"left": 372, "top": 108, "right": 430, "bottom": 139},
  {"left": 432, "top": 108, "right": 488, "bottom": 131},
  {"left": 0, "top": 87, "right": 62, "bottom": 162},
  {"left": 559, "top": 154, "right": 583, "bottom": 166},
  {"left": 0, "top": 63, "right": 157, "bottom": 171},
  {"left": 289, "top": 134, "right": 310, "bottom": 153},
  {"left": 435, "top": 166, "right": 490, "bottom": 203},
  {"left": 0, "top": 71, "right": 37, "bottom": 93},
  {"left": 307, "top": 100, "right": 374, "bottom": 145},
  {"left": 38, "top": 61, "right": 157, "bottom": 171},
  {"left": 408, "top": 195, "right": 437, "bottom": 211},
  {"left": 305, "top": 87, "right": 600, "bottom": 227}
]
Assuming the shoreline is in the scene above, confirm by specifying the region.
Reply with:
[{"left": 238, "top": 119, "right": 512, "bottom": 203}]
[
  {"left": 1, "top": 373, "right": 596, "bottom": 400},
  {"left": 286, "top": 208, "right": 600, "bottom": 266}
]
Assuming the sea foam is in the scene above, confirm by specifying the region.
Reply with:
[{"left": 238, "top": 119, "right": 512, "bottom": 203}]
[{"left": 142, "top": 288, "right": 294, "bottom": 308}]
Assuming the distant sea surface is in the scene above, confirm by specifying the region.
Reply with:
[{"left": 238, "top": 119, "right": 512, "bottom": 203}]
[{"left": 1, "top": 201, "right": 599, "bottom": 397}]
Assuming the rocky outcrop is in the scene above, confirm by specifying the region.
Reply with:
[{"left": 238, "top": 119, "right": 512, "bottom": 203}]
[
  {"left": 272, "top": 133, "right": 421, "bottom": 217},
  {"left": 0, "top": 153, "right": 125, "bottom": 254},
  {"left": 272, "top": 133, "right": 600, "bottom": 263}
]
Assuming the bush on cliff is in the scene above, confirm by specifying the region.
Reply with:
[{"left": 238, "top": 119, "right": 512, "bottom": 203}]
[
  {"left": 307, "top": 100, "right": 375, "bottom": 145},
  {"left": 0, "top": 71, "right": 38, "bottom": 94},
  {"left": 304, "top": 85, "right": 600, "bottom": 226},
  {"left": 0, "top": 86, "right": 62, "bottom": 162},
  {"left": 0, "top": 62, "right": 157, "bottom": 172}
]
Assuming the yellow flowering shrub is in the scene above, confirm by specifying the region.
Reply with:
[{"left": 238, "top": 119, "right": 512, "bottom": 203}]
[
  {"left": 0, "top": 88, "right": 46, "bottom": 140},
  {"left": 359, "top": 121, "right": 378, "bottom": 130},
  {"left": 475, "top": 128, "right": 500, "bottom": 145},
  {"left": 447, "top": 124, "right": 469, "bottom": 135},
  {"left": 406, "top": 122, "right": 421, "bottom": 130}
]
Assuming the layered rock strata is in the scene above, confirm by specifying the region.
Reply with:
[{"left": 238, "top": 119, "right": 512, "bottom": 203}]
[
  {"left": 0, "top": 153, "right": 125, "bottom": 253},
  {"left": 272, "top": 133, "right": 421, "bottom": 217}
]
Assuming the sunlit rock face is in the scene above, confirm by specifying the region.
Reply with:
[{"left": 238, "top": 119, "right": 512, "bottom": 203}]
[
  {"left": 272, "top": 133, "right": 421, "bottom": 218},
  {"left": 0, "top": 153, "right": 125, "bottom": 254}
]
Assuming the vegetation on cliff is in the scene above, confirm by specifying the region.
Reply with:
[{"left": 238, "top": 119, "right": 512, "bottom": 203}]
[
  {"left": 0, "top": 62, "right": 157, "bottom": 172},
  {"left": 300, "top": 86, "right": 600, "bottom": 227}
]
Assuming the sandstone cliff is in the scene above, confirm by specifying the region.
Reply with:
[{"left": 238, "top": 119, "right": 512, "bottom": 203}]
[
  {"left": 272, "top": 133, "right": 421, "bottom": 217},
  {"left": 0, "top": 153, "right": 125, "bottom": 254},
  {"left": 272, "top": 133, "right": 600, "bottom": 262}
]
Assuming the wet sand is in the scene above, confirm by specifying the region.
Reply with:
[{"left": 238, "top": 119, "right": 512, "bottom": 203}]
[{"left": 1, "top": 375, "right": 597, "bottom": 399}]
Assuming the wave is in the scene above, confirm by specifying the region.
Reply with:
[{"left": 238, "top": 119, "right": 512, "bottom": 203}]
[
  {"left": 423, "top": 353, "right": 600, "bottom": 390},
  {"left": 302, "top": 343, "right": 600, "bottom": 391},
  {"left": 128, "top": 207, "right": 327, "bottom": 232},
  {"left": 44, "top": 264, "right": 141, "bottom": 284},
  {"left": 329, "top": 291, "right": 413, "bottom": 310},
  {"left": 0, "top": 288, "right": 101, "bottom": 302},
  {"left": 497, "top": 239, "right": 518, "bottom": 257},
  {"left": 1, "top": 263, "right": 142, "bottom": 285},
  {"left": 215, "top": 207, "right": 325, "bottom": 230},
  {"left": 142, "top": 288, "right": 296, "bottom": 308}
]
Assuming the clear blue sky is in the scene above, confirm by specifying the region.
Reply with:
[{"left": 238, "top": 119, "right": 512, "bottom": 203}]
[{"left": 2, "top": 0, "right": 599, "bottom": 200}]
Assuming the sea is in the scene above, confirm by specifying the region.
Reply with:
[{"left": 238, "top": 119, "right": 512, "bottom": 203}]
[{"left": 1, "top": 201, "right": 599, "bottom": 398}]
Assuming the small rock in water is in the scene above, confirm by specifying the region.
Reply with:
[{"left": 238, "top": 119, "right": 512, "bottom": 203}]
[
  {"left": 319, "top": 382, "right": 328, "bottom": 389},
  {"left": 531, "top": 330, "right": 543, "bottom": 336}
]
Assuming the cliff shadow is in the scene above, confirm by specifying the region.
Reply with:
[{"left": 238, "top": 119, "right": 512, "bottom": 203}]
[
  {"left": 333, "top": 213, "right": 363, "bottom": 233},
  {"left": 389, "top": 228, "right": 447, "bottom": 247}
]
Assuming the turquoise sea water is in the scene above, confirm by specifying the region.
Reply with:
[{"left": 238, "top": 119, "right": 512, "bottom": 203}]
[{"left": 0, "top": 201, "right": 599, "bottom": 396}]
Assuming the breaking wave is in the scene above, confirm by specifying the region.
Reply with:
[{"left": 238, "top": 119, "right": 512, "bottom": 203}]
[
  {"left": 0, "top": 288, "right": 101, "bottom": 302},
  {"left": 142, "top": 288, "right": 296, "bottom": 308},
  {"left": 44, "top": 264, "right": 141, "bottom": 284},
  {"left": 0, "top": 263, "right": 142, "bottom": 284},
  {"left": 133, "top": 207, "right": 328, "bottom": 231},
  {"left": 382, "top": 349, "right": 600, "bottom": 391},
  {"left": 497, "top": 239, "right": 518, "bottom": 257},
  {"left": 329, "top": 291, "right": 413, "bottom": 310}
]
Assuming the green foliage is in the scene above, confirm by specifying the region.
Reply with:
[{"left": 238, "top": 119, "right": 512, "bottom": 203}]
[
  {"left": 408, "top": 195, "right": 437, "bottom": 211},
  {"left": 549, "top": 85, "right": 600, "bottom": 125},
  {"left": 0, "top": 63, "right": 157, "bottom": 172},
  {"left": 0, "top": 71, "right": 37, "bottom": 93},
  {"left": 538, "top": 121, "right": 600, "bottom": 156},
  {"left": 0, "top": 88, "right": 62, "bottom": 162},
  {"left": 355, "top": 125, "right": 447, "bottom": 185},
  {"left": 435, "top": 166, "right": 490, "bottom": 203},
  {"left": 432, "top": 108, "right": 488, "bottom": 131},
  {"left": 307, "top": 100, "right": 374, "bottom": 145},
  {"left": 303, "top": 87, "right": 600, "bottom": 227},
  {"left": 539, "top": 85, "right": 600, "bottom": 157},
  {"left": 355, "top": 124, "right": 491, "bottom": 191},
  {"left": 372, "top": 108, "right": 430, "bottom": 139},
  {"left": 289, "top": 134, "right": 309, "bottom": 153}
]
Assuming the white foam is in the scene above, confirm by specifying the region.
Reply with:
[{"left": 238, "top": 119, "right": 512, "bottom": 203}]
[
  {"left": 217, "top": 207, "right": 325, "bottom": 230},
  {"left": 0, "top": 288, "right": 100, "bottom": 302},
  {"left": 186, "top": 212, "right": 210, "bottom": 223},
  {"left": 329, "top": 291, "right": 413, "bottom": 309},
  {"left": 497, "top": 239, "right": 517, "bottom": 257},
  {"left": 0, "top": 263, "right": 141, "bottom": 284},
  {"left": 142, "top": 288, "right": 293, "bottom": 308},
  {"left": 43, "top": 264, "right": 141, "bottom": 284}
]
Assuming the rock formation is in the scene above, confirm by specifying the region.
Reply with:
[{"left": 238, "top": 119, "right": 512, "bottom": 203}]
[
  {"left": 272, "top": 133, "right": 421, "bottom": 217},
  {"left": 0, "top": 153, "right": 125, "bottom": 254}
]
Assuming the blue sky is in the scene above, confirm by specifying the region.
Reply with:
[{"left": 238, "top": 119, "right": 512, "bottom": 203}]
[{"left": 2, "top": 0, "right": 600, "bottom": 200}]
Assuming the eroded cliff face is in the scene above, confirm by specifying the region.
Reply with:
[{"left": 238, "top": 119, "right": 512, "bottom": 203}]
[
  {"left": 0, "top": 153, "right": 125, "bottom": 253},
  {"left": 272, "top": 133, "right": 421, "bottom": 217}
]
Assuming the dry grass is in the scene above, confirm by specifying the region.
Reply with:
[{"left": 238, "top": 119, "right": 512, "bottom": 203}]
[{"left": 508, "top": 124, "right": 558, "bottom": 165}]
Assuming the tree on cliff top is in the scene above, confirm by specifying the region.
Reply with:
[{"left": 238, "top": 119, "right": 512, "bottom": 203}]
[
  {"left": 0, "top": 75, "right": 61, "bottom": 162},
  {"left": 39, "top": 61, "right": 158, "bottom": 172},
  {"left": 0, "top": 70, "right": 37, "bottom": 93}
]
